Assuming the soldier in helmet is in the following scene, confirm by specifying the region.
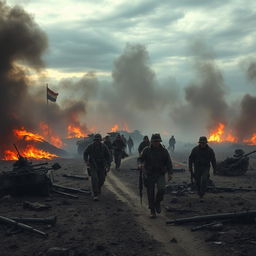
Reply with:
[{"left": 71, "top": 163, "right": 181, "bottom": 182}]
[
  {"left": 112, "top": 134, "right": 126, "bottom": 170},
  {"left": 127, "top": 136, "right": 134, "bottom": 155},
  {"left": 189, "top": 136, "right": 216, "bottom": 199},
  {"left": 139, "top": 133, "right": 173, "bottom": 218},
  {"left": 138, "top": 136, "right": 150, "bottom": 154},
  {"left": 168, "top": 135, "right": 176, "bottom": 152},
  {"left": 83, "top": 134, "right": 111, "bottom": 201}
]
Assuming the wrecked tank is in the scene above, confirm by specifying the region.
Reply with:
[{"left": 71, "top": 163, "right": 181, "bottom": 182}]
[
  {"left": 215, "top": 149, "right": 256, "bottom": 176},
  {"left": 0, "top": 145, "right": 61, "bottom": 196}
]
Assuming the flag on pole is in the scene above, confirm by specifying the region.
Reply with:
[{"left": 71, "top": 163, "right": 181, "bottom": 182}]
[{"left": 47, "top": 87, "right": 58, "bottom": 102}]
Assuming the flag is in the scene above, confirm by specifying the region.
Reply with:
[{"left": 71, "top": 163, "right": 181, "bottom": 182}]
[{"left": 47, "top": 87, "right": 58, "bottom": 102}]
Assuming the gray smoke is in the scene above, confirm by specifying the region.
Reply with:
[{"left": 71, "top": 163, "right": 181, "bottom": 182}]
[
  {"left": 247, "top": 61, "right": 256, "bottom": 81},
  {"left": 171, "top": 41, "right": 229, "bottom": 137},
  {"left": 0, "top": 1, "right": 92, "bottom": 156},
  {"left": 234, "top": 94, "right": 256, "bottom": 140},
  {"left": 92, "top": 43, "right": 179, "bottom": 132}
]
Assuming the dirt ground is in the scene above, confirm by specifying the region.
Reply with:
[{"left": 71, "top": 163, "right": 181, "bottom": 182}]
[{"left": 1, "top": 147, "right": 256, "bottom": 256}]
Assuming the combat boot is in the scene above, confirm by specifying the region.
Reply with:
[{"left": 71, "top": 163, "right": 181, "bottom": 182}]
[
  {"left": 150, "top": 209, "right": 156, "bottom": 219},
  {"left": 155, "top": 201, "right": 161, "bottom": 214}
]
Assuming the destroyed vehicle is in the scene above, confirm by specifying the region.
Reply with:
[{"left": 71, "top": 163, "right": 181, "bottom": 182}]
[
  {"left": 76, "top": 134, "right": 94, "bottom": 155},
  {"left": 0, "top": 147, "right": 61, "bottom": 196},
  {"left": 215, "top": 149, "right": 256, "bottom": 176}
]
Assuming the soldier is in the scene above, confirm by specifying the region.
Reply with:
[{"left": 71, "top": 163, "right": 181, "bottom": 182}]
[
  {"left": 112, "top": 134, "right": 126, "bottom": 170},
  {"left": 84, "top": 134, "right": 111, "bottom": 201},
  {"left": 139, "top": 134, "right": 173, "bottom": 218},
  {"left": 168, "top": 135, "right": 176, "bottom": 152},
  {"left": 189, "top": 136, "right": 216, "bottom": 199},
  {"left": 138, "top": 136, "right": 150, "bottom": 154},
  {"left": 103, "top": 135, "right": 113, "bottom": 163},
  {"left": 127, "top": 136, "right": 134, "bottom": 155}
]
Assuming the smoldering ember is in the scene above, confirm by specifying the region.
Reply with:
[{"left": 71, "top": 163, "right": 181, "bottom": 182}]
[{"left": 1, "top": 1, "right": 256, "bottom": 256}]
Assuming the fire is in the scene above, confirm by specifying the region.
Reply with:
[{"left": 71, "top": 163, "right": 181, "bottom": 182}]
[
  {"left": 110, "top": 123, "right": 130, "bottom": 132},
  {"left": 111, "top": 124, "right": 119, "bottom": 132},
  {"left": 67, "top": 124, "right": 87, "bottom": 138},
  {"left": 2, "top": 126, "right": 61, "bottom": 161},
  {"left": 2, "top": 150, "right": 18, "bottom": 161},
  {"left": 3, "top": 145, "right": 57, "bottom": 160},
  {"left": 39, "top": 122, "right": 64, "bottom": 148},
  {"left": 14, "top": 128, "right": 44, "bottom": 142},
  {"left": 243, "top": 134, "right": 256, "bottom": 145},
  {"left": 208, "top": 123, "right": 237, "bottom": 143}
]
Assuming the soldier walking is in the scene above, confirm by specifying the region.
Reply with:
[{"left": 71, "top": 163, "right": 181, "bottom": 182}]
[
  {"left": 127, "top": 136, "right": 134, "bottom": 155},
  {"left": 139, "top": 134, "right": 173, "bottom": 218},
  {"left": 168, "top": 135, "right": 176, "bottom": 152},
  {"left": 103, "top": 135, "right": 113, "bottom": 163},
  {"left": 138, "top": 136, "right": 150, "bottom": 154},
  {"left": 189, "top": 136, "right": 216, "bottom": 199},
  {"left": 112, "top": 134, "right": 126, "bottom": 170},
  {"left": 84, "top": 134, "right": 111, "bottom": 201}
]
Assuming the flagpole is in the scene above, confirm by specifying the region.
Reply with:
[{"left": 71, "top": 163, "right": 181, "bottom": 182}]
[{"left": 46, "top": 83, "right": 50, "bottom": 142}]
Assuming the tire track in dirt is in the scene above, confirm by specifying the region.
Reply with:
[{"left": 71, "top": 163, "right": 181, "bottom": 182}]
[{"left": 106, "top": 157, "right": 214, "bottom": 256}]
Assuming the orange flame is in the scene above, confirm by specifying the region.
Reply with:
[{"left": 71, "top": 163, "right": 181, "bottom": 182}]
[
  {"left": 111, "top": 124, "right": 119, "bottom": 132},
  {"left": 208, "top": 123, "right": 237, "bottom": 143},
  {"left": 2, "top": 150, "right": 18, "bottom": 160},
  {"left": 39, "top": 122, "right": 64, "bottom": 148},
  {"left": 3, "top": 145, "right": 57, "bottom": 160},
  {"left": 67, "top": 124, "right": 87, "bottom": 138},
  {"left": 14, "top": 128, "right": 44, "bottom": 142},
  {"left": 243, "top": 134, "right": 256, "bottom": 145}
]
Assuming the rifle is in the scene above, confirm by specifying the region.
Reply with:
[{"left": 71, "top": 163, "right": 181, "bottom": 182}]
[
  {"left": 189, "top": 169, "right": 195, "bottom": 184},
  {"left": 131, "top": 168, "right": 143, "bottom": 205}
]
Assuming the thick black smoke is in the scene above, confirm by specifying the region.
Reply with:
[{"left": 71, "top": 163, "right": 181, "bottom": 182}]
[{"left": 0, "top": 2, "right": 90, "bottom": 156}]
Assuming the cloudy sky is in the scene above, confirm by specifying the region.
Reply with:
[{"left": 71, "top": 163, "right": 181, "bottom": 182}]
[
  {"left": 7, "top": 0, "right": 256, "bottom": 86},
  {"left": 5, "top": 0, "right": 256, "bottom": 141}
]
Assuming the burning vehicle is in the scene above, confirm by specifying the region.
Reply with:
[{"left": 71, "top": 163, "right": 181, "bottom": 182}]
[{"left": 0, "top": 145, "right": 61, "bottom": 197}]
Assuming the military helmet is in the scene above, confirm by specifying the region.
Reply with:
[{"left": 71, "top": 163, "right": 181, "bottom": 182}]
[
  {"left": 198, "top": 136, "right": 208, "bottom": 143},
  {"left": 143, "top": 135, "right": 149, "bottom": 140},
  {"left": 151, "top": 133, "right": 162, "bottom": 142},
  {"left": 94, "top": 133, "right": 102, "bottom": 141},
  {"left": 233, "top": 149, "right": 244, "bottom": 158}
]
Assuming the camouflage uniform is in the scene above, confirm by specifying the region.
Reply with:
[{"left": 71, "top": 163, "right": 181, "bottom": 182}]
[
  {"left": 138, "top": 136, "right": 150, "bottom": 154},
  {"left": 112, "top": 135, "right": 126, "bottom": 169},
  {"left": 139, "top": 134, "right": 173, "bottom": 217},
  {"left": 84, "top": 134, "right": 111, "bottom": 199},
  {"left": 189, "top": 136, "right": 216, "bottom": 198}
]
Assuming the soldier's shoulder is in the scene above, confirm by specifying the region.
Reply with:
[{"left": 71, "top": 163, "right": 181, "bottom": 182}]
[{"left": 142, "top": 146, "right": 151, "bottom": 153}]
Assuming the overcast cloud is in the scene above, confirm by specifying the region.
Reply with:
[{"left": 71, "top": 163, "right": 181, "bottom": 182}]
[{"left": 4, "top": 0, "right": 256, "bottom": 140}]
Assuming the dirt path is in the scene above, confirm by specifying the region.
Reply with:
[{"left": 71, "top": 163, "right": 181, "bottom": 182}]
[{"left": 106, "top": 156, "right": 214, "bottom": 256}]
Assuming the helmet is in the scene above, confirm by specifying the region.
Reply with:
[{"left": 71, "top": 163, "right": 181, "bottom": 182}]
[
  {"left": 94, "top": 133, "right": 102, "bottom": 141},
  {"left": 198, "top": 136, "right": 208, "bottom": 143},
  {"left": 151, "top": 133, "right": 162, "bottom": 142},
  {"left": 143, "top": 136, "right": 149, "bottom": 140},
  {"left": 233, "top": 149, "right": 244, "bottom": 158}
]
